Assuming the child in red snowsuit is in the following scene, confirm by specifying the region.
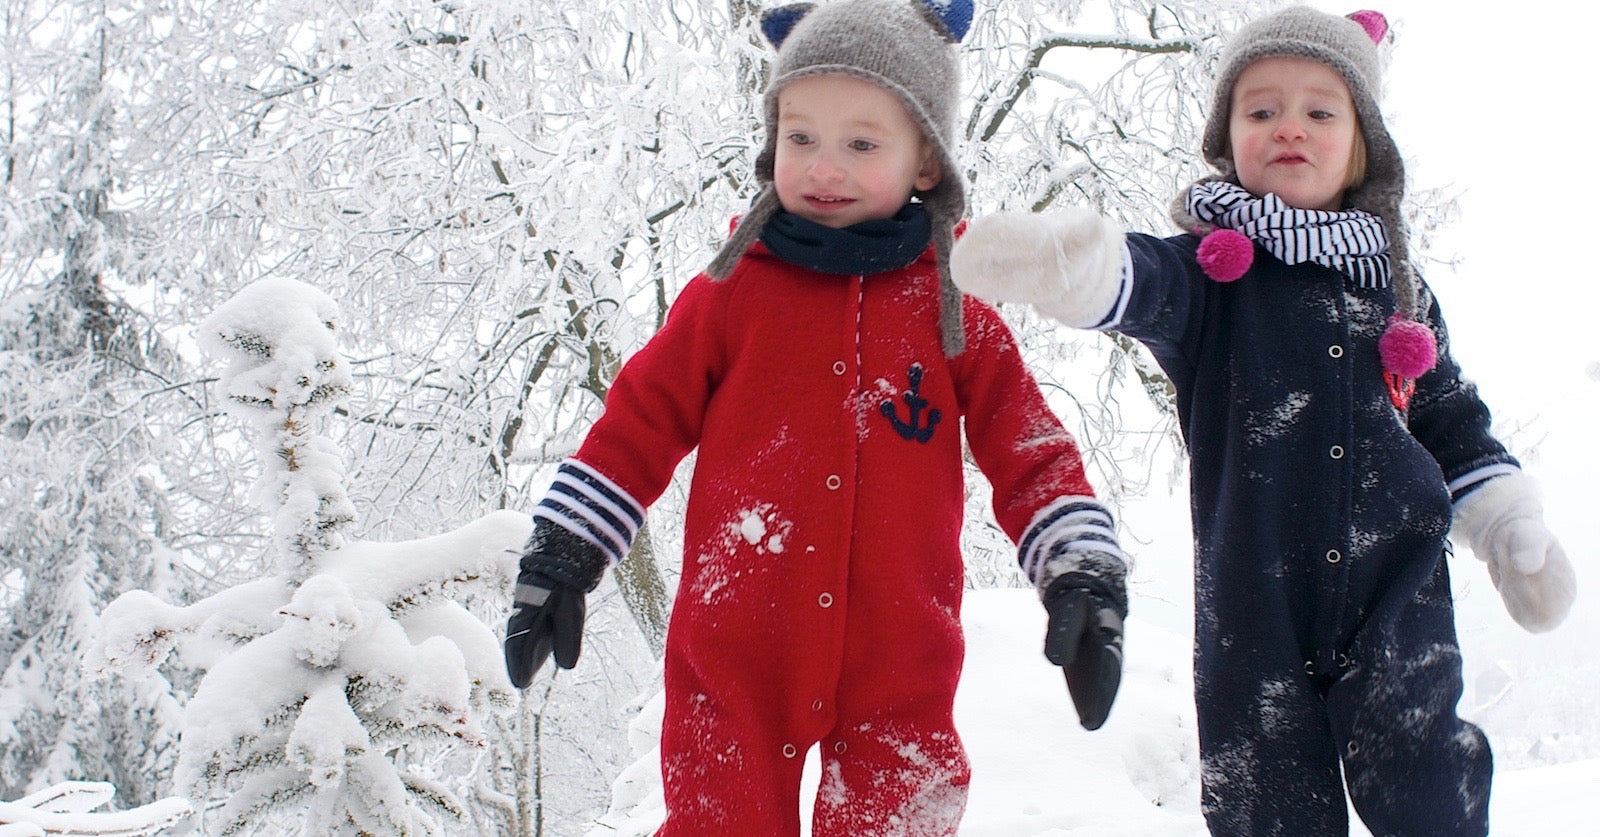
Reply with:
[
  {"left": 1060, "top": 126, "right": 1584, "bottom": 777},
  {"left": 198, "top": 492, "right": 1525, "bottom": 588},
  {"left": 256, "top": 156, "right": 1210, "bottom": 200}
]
[{"left": 503, "top": 1, "right": 1128, "bottom": 834}]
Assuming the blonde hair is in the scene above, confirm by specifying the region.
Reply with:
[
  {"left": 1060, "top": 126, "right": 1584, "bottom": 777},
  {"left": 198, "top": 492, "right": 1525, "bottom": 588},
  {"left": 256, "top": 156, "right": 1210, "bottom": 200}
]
[{"left": 1343, "top": 126, "right": 1367, "bottom": 191}]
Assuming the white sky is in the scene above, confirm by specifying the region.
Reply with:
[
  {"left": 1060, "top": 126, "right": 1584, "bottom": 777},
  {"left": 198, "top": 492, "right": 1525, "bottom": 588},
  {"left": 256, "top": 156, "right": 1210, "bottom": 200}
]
[
  {"left": 1381, "top": 0, "right": 1596, "bottom": 371},
  {"left": 1376, "top": 0, "right": 1600, "bottom": 578}
]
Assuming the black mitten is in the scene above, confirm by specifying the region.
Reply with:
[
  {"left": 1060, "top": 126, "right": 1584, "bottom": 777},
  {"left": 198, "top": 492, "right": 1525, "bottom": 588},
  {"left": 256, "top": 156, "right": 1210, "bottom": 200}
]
[
  {"left": 1042, "top": 576, "right": 1125, "bottom": 730},
  {"left": 504, "top": 521, "right": 608, "bottom": 689}
]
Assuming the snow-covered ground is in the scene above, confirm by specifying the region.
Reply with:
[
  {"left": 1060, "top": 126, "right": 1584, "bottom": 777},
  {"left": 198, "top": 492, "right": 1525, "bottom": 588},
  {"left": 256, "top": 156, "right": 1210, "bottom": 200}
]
[
  {"left": 586, "top": 582, "right": 1598, "bottom": 836},
  {"left": 953, "top": 588, "right": 1599, "bottom": 837}
]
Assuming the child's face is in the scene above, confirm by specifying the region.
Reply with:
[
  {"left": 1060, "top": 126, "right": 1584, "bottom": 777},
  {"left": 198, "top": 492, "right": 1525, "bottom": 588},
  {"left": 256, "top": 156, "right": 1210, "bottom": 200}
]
[
  {"left": 1227, "top": 56, "right": 1359, "bottom": 212},
  {"left": 773, "top": 73, "right": 942, "bottom": 229}
]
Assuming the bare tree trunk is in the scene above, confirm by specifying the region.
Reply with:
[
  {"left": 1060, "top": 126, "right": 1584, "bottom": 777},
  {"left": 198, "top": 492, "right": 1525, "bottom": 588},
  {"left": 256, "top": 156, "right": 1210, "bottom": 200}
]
[
  {"left": 514, "top": 680, "right": 555, "bottom": 837},
  {"left": 617, "top": 521, "right": 670, "bottom": 658}
]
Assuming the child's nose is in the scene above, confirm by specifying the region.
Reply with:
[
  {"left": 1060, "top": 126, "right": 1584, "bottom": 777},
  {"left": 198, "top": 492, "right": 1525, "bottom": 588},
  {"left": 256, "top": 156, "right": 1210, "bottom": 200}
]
[
  {"left": 808, "top": 150, "right": 845, "bottom": 180},
  {"left": 1274, "top": 118, "right": 1307, "bottom": 142}
]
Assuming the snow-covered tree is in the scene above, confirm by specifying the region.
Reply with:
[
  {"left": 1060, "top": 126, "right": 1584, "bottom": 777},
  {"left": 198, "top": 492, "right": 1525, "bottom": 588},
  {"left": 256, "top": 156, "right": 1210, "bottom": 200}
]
[
  {"left": 3, "top": 0, "right": 190, "bottom": 807},
  {"left": 0, "top": 0, "right": 331, "bottom": 806},
  {"left": 87, "top": 279, "right": 526, "bottom": 835}
]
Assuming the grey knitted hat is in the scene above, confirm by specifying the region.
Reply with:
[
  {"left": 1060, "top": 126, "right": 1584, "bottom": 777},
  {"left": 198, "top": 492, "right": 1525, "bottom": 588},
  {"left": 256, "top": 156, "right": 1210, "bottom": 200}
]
[
  {"left": 1177, "top": 7, "right": 1440, "bottom": 404},
  {"left": 1177, "top": 7, "right": 1425, "bottom": 327},
  {"left": 705, "top": 0, "right": 974, "bottom": 356}
]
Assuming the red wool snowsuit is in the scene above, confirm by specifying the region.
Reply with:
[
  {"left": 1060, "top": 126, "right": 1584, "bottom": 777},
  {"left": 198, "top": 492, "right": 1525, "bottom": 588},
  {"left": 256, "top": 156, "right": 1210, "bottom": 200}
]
[{"left": 571, "top": 236, "right": 1098, "bottom": 835}]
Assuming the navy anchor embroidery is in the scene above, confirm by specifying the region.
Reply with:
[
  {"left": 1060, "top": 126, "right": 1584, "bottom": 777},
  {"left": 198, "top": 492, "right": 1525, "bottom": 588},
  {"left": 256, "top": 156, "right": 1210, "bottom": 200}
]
[{"left": 881, "top": 363, "right": 941, "bottom": 443}]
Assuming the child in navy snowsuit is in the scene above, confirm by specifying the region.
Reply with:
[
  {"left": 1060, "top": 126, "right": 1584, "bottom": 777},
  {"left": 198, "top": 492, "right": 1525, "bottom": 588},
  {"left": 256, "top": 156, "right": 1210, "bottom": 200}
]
[
  {"left": 501, "top": 1, "right": 1129, "bottom": 834},
  {"left": 949, "top": 6, "right": 1577, "bottom": 835}
]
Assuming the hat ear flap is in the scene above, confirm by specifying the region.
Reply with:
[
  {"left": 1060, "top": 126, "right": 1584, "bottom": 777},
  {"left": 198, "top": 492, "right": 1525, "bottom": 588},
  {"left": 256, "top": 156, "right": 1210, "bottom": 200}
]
[
  {"left": 919, "top": 0, "right": 973, "bottom": 42},
  {"left": 760, "top": 3, "right": 814, "bottom": 49},
  {"left": 1347, "top": 9, "right": 1388, "bottom": 44}
]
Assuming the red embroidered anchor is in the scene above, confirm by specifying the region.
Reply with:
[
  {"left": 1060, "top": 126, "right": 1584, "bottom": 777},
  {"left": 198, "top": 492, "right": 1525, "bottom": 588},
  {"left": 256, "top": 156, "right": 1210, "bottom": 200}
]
[{"left": 1384, "top": 371, "right": 1416, "bottom": 412}]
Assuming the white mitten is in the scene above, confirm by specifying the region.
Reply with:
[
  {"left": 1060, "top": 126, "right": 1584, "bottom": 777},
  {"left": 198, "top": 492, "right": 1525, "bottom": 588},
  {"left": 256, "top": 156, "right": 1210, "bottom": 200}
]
[
  {"left": 950, "top": 208, "right": 1127, "bottom": 327},
  {"left": 1450, "top": 473, "right": 1577, "bottom": 633}
]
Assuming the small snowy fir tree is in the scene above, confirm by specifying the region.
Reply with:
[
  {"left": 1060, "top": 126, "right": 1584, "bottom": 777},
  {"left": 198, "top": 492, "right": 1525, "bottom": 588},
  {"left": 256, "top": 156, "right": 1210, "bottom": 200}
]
[{"left": 85, "top": 278, "right": 528, "bottom": 835}]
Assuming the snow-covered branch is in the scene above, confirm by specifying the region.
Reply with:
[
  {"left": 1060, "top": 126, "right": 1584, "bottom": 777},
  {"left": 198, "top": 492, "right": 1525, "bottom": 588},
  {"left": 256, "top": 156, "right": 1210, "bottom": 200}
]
[
  {"left": 971, "top": 31, "right": 1200, "bottom": 144},
  {"left": 0, "top": 782, "right": 192, "bottom": 836}
]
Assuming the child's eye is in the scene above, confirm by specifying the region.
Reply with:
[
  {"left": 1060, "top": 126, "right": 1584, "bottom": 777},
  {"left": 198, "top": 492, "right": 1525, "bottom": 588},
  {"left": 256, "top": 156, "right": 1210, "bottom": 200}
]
[
  {"left": 787, "top": 132, "right": 814, "bottom": 146},
  {"left": 1246, "top": 108, "right": 1274, "bottom": 121},
  {"left": 1308, "top": 110, "right": 1335, "bottom": 120},
  {"left": 849, "top": 139, "right": 878, "bottom": 152}
]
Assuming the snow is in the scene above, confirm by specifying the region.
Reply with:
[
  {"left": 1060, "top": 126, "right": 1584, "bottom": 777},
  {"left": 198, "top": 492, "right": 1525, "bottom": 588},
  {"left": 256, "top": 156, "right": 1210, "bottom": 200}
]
[
  {"left": 196, "top": 277, "right": 350, "bottom": 418},
  {"left": 735, "top": 506, "right": 791, "bottom": 555},
  {"left": 587, "top": 587, "right": 1598, "bottom": 836},
  {"left": 0, "top": 782, "right": 192, "bottom": 836}
]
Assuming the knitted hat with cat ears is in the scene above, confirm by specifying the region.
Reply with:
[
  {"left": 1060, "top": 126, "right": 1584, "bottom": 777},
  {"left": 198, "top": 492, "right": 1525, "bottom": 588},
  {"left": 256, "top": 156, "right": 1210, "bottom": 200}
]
[
  {"left": 1171, "top": 7, "right": 1436, "bottom": 406},
  {"left": 705, "top": 0, "right": 974, "bottom": 356}
]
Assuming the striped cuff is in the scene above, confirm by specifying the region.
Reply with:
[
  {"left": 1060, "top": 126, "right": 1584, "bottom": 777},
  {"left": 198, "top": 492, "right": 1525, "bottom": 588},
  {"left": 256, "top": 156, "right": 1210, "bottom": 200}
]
[
  {"left": 531, "top": 460, "right": 645, "bottom": 566},
  {"left": 1017, "top": 496, "right": 1124, "bottom": 586},
  {"left": 1448, "top": 462, "right": 1521, "bottom": 504}
]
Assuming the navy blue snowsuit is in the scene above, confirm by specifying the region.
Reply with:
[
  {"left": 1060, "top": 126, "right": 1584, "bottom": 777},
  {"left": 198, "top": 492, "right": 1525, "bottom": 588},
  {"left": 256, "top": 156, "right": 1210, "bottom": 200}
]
[{"left": 1111, "top": 232, "right": 1516, "bottom": 835}]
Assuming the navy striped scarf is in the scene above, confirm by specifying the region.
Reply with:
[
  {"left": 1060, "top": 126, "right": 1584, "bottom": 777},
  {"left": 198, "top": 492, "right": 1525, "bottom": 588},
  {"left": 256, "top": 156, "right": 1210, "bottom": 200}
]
[{"left": 1187, "top": 181, "right": 1392, "bottom": 289}]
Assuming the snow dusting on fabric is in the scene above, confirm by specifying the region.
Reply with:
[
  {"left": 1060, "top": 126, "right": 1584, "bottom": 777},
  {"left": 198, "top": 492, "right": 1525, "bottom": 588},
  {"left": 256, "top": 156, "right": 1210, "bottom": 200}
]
[{"left": 1245, "top": 390, "right": 1311, "bottom": 444}]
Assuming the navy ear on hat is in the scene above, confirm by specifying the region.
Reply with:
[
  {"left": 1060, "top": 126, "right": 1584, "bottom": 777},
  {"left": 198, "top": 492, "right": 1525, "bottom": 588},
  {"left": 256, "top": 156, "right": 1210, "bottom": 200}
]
[
  {"left": 931, "top": 0, "right": 973, "bottom": 42},
  {"left": 760, "top": 3, "right": 814, "bottom": 48},
  {"left": 760, "top": 0, "right": 973, "bottom": 49}
]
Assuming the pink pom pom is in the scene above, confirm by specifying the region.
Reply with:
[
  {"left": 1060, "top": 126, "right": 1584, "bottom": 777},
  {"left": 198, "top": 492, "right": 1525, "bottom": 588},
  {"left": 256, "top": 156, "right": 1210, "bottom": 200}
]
[
  {"left": 1379, "top": 315, "right": 1437, "bottom": 379},
  {"left": 1348, "top": 10, "right": 1388, "bottom": 44},
  {"left": 1196, "top": 229, "right": 1253, "bottom": 282}
]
